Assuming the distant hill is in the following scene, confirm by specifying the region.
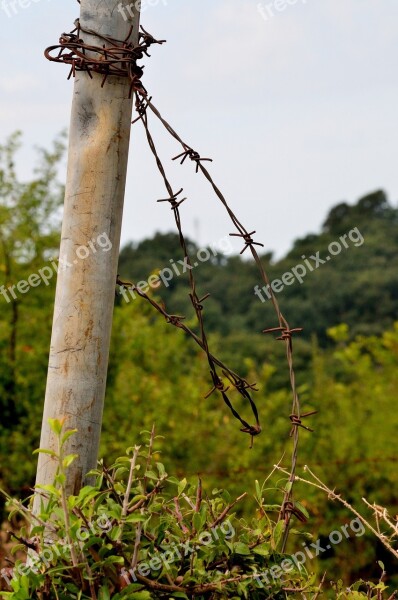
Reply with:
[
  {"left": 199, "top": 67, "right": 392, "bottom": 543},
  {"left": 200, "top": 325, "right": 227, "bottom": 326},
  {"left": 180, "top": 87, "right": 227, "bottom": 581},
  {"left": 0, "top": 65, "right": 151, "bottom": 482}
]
[{"left": 118, "top": 190, "right": 398, "bottom": 346}]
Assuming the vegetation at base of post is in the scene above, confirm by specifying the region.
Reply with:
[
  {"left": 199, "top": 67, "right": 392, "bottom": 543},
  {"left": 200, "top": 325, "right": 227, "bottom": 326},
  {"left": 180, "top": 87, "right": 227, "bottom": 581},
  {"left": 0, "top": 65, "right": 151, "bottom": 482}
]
[{"left": 0, "top": 424, "right": 395, "bottom": 599}]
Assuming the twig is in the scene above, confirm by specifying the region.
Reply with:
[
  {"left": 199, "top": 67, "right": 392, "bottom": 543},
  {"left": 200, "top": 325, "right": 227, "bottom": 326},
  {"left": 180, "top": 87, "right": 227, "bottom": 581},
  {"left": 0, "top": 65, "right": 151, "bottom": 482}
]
[
  {"left": 275, "top": 465, "right": 398, "bottom": 560},
  {"left": 210, "top": 493, "right": 247, "bottom": 528}
]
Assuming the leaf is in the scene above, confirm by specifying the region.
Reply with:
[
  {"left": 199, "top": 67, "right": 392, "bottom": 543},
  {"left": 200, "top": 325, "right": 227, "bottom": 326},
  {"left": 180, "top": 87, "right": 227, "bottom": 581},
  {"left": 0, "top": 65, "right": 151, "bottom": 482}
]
[
  {"left": 35, "top": 484, "right": 60, "bottom": 497},
  {"left": 98, "top": 588, "right": 111, "bottom": 600},
  {"left": 61, "top": 429, "right": 78, "bottom": 446},
  {"left": 48, "top": 418, "right": 64, "bottom": 436},
  {"left": 294, "top": 500, "right": 310, "bottom": 520},
  {"left": 55, "top": 472, "right": 66, "bottom": 486},
  {"left": 11, "top": 544, "right": 26, "bottom": 555},
  {"left": 178, "top": 478, "right": 187, "bottom": 495},
  {"left": 284, "top": 481, "right": 293, "bottom": 494},
  {"left": 233, "top": 542, "right": 251, "bottom": 555},
  {"left": 193, "top": 512, "right": 202, "bottom": 533},
  {"left": 272, "top": 520, "right": 285, "bottom": 550},
  {"left": 32, "top": 448, "right": 58, "bottom": 458},
  {"left": 156, "top": 462, "right": 166, "bottom": 477},
  {"left": 221, "top": 489, "right": 231, "bottom": 503},
  {"left": 262, "top": 504, "right": 281, "bottom": 512},
  {"left": 76, "top": 485, "right": 98, "bottom": 504},
  {"left": 62, "top": 454, "right": 79, "bottom": 468},
  {"left": 125, "top": 513, "right": 147, "bottom": 523},
  {"left": 255, "top": 480, "right": 261, "bottom": 501},
  {"left": 252, "top": 543, "right": 270, "bottom": 557},
  {"left": 167, "top": 476, "right": 180, "bottom": 485},
  {"left": 103, "top": 556, "right": 124, "bottom": 566},
  {"left": 128, "top": 591, "right": 152, "bottom": 599}
]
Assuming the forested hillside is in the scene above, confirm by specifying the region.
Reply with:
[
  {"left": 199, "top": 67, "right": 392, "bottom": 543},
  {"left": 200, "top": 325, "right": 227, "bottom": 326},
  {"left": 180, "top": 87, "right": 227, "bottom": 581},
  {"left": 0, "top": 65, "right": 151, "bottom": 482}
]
[
  {"left": 0, "top": 135, "right": 397, "bottom": 588},
  {"left": 118, "top": 189, "right": 398, "bottom": 345}
]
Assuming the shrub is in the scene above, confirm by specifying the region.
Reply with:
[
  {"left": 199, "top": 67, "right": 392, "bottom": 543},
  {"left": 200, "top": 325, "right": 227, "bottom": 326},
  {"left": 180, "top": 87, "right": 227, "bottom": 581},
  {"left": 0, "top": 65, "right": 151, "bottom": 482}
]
[{"left": 0, "top": 422, "right": 395, "bottom": 599}]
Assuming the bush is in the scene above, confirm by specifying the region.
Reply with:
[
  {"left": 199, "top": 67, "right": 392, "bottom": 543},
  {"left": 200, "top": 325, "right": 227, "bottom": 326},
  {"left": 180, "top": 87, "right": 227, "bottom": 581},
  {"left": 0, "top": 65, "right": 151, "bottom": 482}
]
[
  {"left": 0, "top": 422, "right": 396, "bottom": 600},
  {"left": 0, "top": 422, "right": 314, "bottom": 599}
]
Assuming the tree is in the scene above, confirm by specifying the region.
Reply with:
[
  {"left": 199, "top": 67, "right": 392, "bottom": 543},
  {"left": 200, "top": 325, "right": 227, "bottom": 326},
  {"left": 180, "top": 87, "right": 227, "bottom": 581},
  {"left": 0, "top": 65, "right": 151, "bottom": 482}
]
[{"left": 0, "top": 132, "right": 64, "bottom": 423}]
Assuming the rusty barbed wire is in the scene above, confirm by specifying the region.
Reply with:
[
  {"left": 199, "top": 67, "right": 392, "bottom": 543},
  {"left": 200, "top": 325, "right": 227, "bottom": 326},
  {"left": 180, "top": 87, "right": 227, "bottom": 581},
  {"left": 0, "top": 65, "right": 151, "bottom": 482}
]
[
  {"left": 116, "top": 276, "right": 261, "bottom": 445},
  {"left": 129, "top": 88, "right": 313, "bottom": 544},
  {"left": 45, "top": 19, "right": 315, "bottom": 549},
  {"left": 132, "top": 89, "right": 317, "bottom": 549},
  {"left": 118, "top": 93, "right": 262, "bottom": 446},
  {"left": 44, "top": 21, "right": 165, "bottom": 97}
]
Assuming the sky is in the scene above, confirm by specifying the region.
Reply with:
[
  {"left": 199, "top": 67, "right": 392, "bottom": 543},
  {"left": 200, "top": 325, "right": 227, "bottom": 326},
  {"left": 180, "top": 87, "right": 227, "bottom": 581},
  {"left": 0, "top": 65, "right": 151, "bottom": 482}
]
[{"left": 1, "top": 0, "right": 397, "bottom": 258}]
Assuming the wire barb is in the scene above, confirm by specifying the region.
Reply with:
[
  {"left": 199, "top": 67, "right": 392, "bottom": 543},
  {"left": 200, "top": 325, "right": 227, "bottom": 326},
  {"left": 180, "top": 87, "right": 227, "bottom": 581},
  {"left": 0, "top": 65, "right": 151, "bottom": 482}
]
[
  {"left": 262, "top": 326, "right": 304, "bottom": 341},
  {"left": 157, "top": 188, "right": 187, "bottom": 210},
  {"left": 173, "top": 148, "right": 213, "bottom": 173},
  {"left": 289, "top": 411, "right": 317, "bottom": 435},
  {"left": 230, "top": 231, "right": 265, "bottom": 255}
]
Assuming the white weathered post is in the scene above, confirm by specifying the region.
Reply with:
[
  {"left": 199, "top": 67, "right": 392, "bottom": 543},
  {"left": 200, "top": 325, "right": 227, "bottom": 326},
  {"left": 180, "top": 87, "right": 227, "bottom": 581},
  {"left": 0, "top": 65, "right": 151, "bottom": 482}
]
[{"left": 33, "top": 0, "right": 141, "bottom": 509}]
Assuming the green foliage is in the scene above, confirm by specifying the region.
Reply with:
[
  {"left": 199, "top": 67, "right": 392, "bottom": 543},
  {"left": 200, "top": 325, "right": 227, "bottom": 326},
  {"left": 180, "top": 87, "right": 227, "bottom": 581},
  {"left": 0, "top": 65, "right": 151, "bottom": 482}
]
[
  {"left": 0, "top": 133, "right": 65, "bottom": 517},
  {"left": 1, "top": 135, "right": 397, "bottom": 591},
  {"left": 330, "top": 576, "right": 391, "bottom": 600},
  {"left": 0, "top": 131, "right": 65, "bottom": 426},
  {"left": 118, "top": 190, "right": 398, "bottom": 346},
  {"left": 0, "top": 424, "right": 318, "bottom": 599}
]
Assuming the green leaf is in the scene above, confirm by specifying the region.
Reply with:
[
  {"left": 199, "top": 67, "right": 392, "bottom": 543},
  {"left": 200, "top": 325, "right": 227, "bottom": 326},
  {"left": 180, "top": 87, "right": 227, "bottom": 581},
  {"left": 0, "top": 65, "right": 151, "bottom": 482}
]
[
  {"left": 262, "top": 504, "right": 281, "bottom": 512},
  {"left": 98, "top": 586, "right": 111, "bottom": 600},
  {"left": 125, "top": 513, "right": 147, "bottom": 523},
  {"left": 32, "top": 448, "right": 58, "bottom": 458},
  {"left": 252, "top": 543, "right": 270, "bottom": 557},
  {"left": 284, "top": 481, "right": 293, "bottom": 494},
  {"left": 178, "top": 478, "right": 187, "bottom": 495},
  {"left": 167, "top": 476, "right": 180, "bottom": 485},
  {"left": 48, "top": 418, "right": 64, "bottom": 436},
  {"left": 156, "top": 462, "right": 166, "bottom": 477},
  {"left": 221, "top": 489, "right": 231, "bottom": 503},
  {"left": 233, "top": 542, "right": 251, "bottom": 555},
  {"left": 54, "top": 472, "right": 66, "bottom": 486},
  {"left": 61, "top": 429, "right": 78, "bottom": 446},
  {"left": 35, "top": 484, "right": 60, "bottom": 497},
  {"left": 255, "top": 480, "right": 261, "bottom": 501},
  {"left": 193, "top": 512, "right": 202, "bottom": 533},
  {"left": 103, "top": 555, "right": 125, "bottom": 566},
  {"left": 127, "top": 592, "right": 152, "bottom": 599},
  {"left": 76, "top": 485, "right": 98, "bottom": 504},
  {"left": 294, "top": 500, "right": 310, "bottom": 520},
  {"left": 272, "top": 520, "right": 285, "bottom": 549},
  {"left": 63, "top": 454, "right": 79, "bottom": 468}
]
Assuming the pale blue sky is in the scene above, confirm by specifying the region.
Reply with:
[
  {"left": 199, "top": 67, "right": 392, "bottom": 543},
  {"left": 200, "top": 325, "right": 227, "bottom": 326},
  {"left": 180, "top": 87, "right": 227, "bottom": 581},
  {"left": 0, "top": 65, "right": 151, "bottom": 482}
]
[{"left": 1, "top": 0, "right": 397, "bottom": 257}]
